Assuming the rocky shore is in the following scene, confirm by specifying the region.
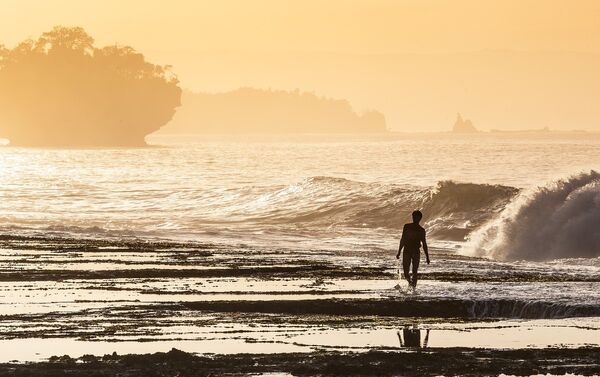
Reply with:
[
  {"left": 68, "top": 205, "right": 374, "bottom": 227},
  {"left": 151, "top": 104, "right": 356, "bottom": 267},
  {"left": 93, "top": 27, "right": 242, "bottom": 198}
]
[{"left": 3, "top": 347, "right": 599, "bottom": 376}]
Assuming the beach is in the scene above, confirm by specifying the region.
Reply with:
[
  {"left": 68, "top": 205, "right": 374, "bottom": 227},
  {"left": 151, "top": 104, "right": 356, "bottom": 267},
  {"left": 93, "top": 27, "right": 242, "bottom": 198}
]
[
  {"left": 0, "top": 233, "right": 598, "bottom": 375},
  {"left": 1, "top": 135, "right": 599, "bottom": 375},
  {"left": 2, "top": 2, "right": 600, "bottom": 374}
]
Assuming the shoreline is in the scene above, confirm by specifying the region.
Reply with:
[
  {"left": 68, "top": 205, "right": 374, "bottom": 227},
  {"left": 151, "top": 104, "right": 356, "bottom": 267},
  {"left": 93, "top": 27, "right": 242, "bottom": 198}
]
[
  {"left": 3, "top": 347, "right": 599, "bottom": 376},
  {"left": 0, "top": 233, "right": 598, "bottom": 369}
]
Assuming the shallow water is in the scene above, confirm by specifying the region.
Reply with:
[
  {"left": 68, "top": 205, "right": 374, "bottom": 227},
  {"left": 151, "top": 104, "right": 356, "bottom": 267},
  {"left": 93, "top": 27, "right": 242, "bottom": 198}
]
[
  {"left": 0, "top": 318, "right": 598, "bottom": 362},
  {"left": 0, "top": 236, "right": 598, "bottom": 361},
  {"left": 1, "top": 135, "right": 600, "bottom": 362}
]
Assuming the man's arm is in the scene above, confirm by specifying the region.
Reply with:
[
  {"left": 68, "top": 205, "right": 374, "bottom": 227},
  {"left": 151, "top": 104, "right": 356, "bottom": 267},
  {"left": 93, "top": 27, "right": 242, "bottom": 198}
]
[
  {"left": 396, "top": 225, "right": 406, "bottom": 259},
  {"left": 422, "top": 231, "right": 430, "bottom": 264}
]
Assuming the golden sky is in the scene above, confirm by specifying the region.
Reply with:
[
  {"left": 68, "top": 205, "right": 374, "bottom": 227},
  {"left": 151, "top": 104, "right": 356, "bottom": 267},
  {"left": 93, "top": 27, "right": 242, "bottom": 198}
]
[
  {"left": 3, "top": 0, "right": 600, "bottom": 54},
  {"left": 2, "top": 0, "right": 600, "bottom": 131}
]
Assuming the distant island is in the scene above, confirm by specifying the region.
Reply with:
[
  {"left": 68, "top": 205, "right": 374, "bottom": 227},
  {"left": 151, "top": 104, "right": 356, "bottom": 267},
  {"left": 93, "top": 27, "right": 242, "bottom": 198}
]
[
  {"left": 490, "top": 127, "right": 553, "bottom": 133},
  {"left": 0, "top": 26, "right": 181, "bottom": 147},
  {"left": 162, "top": 88, "right": 387, "bottom": 134},
  {"left": 452, "top": 113, "right": 478, "bottom": 133}
]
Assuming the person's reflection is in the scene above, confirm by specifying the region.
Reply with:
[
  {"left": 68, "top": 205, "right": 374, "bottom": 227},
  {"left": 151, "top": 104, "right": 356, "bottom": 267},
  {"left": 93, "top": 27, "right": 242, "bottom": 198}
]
[{"left": 397, "top": 326, "right": 430, "bottom": 348}]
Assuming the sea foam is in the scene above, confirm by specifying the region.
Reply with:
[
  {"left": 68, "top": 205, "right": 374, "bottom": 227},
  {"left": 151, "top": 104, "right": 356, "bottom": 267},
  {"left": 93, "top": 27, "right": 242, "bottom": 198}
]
[{"left": 466, "top": 171, "right": 600, "bottom": 261}]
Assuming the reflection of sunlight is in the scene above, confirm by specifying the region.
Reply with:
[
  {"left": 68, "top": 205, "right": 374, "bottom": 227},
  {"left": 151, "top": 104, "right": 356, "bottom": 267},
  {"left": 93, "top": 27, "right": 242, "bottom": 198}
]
[
  {"left": 3, "top": 140, "right": 600, "bottom": 254},
  {"left": 246, "top": 183, "right": 303, "bottom": 210}
]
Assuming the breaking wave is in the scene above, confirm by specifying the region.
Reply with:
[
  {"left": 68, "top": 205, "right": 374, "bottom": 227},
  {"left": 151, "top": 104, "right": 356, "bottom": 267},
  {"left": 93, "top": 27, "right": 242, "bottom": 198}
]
[
  {"left": 235, "top": 177, "right": 518, "bottom": 240},
  {"left": 465, "top": 171, "right": 600, "bottom": 261},
  {"left": 0, "top": 176, "right": 519, "bottom": 243},
  {"left": 5, "top": 171, "right": 600, "bottom": 262}
]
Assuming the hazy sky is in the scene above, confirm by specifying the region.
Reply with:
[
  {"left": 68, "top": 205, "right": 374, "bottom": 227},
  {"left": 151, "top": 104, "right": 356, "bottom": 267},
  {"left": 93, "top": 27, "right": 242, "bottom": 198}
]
[
  {"left": 2, "top": 0, "right": 600, "bottom": 131},
  {"left": 2, "top": 0, "right": 600, "bottom": 54}
]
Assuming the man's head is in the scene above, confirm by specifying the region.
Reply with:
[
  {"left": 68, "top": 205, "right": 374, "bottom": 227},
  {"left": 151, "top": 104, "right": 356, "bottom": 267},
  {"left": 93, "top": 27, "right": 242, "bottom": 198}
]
[{"left": 412, "top": 210, "right": 423, "bottom": 224}]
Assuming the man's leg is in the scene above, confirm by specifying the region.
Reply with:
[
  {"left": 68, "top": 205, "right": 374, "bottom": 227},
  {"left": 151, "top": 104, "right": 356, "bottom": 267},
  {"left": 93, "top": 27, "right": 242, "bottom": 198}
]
[
  {"left": 402, "top": 251, "right": 412, "bottom": 285},
  {"left": 411, "top": 252, "right": 420, "bottom": 287}
]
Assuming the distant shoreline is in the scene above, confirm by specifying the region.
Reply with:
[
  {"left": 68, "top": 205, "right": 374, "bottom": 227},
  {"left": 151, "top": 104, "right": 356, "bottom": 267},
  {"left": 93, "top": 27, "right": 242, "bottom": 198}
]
[
  {"left": 148, "top": 130, "right": 600, "bottom": 143},
  {"left": 3, "top": 131, "right": 600, "bottom": 148}
]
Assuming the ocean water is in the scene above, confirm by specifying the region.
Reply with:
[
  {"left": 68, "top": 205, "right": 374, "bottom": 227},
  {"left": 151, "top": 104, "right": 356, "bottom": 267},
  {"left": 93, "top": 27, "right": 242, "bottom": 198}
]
[
  {"left": 1, "top": 133, "right": 600, "bottom": 361},
  {"left": 1, "top": 133, "right": 600, "bottom": 259}
]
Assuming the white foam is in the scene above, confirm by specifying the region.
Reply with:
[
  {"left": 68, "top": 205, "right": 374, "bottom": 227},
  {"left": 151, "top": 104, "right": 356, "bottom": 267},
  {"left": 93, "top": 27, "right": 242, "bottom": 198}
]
[{"left": 465, "top": 171, "right": 600, "bottom": 260}]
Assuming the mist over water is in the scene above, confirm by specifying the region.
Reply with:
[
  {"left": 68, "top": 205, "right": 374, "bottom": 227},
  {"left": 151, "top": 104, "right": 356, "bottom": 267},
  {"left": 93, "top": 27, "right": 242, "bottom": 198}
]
[{"left": 1, "top": 134, "right": 600, "bottom": 259}]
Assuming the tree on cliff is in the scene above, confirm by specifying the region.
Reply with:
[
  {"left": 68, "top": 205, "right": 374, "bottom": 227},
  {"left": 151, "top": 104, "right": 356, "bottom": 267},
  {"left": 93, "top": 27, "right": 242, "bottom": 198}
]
[{"left": 0, "top": 26, "right": 181, "bottom": 146}]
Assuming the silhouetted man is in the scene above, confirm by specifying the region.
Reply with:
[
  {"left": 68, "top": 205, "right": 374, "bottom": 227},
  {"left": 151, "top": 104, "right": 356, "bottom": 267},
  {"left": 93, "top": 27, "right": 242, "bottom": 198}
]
[{"left": 396, "top": 210, "right": 430, "bottom": 288}]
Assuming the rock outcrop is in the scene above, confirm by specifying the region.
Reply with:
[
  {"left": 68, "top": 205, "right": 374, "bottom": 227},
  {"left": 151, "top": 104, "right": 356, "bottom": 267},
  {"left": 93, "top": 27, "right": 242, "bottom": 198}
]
[
  {"left": 0, "top": 26, "right": 181, "bottom": 147},
  {"left": 452, "top": 113, "right": 478, "bottom": 133}
]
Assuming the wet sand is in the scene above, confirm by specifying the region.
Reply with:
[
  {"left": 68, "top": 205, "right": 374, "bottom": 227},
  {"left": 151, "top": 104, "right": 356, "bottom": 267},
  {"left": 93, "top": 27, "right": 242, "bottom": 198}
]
[
  {"left": 2, "top": 348, "right": 600, "bottom": 376},
  {"left": 0, "top": 234, "right": 599, "bottom": 375}
]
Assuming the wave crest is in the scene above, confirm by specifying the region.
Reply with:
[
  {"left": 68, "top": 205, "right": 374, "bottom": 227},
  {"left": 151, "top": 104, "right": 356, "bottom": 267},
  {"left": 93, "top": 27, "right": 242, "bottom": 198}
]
[
  {"left": 422, "top": 181, "right": 518, "bottom": 239},
  {"left": 242, "top": 177, "right": 517, "bottom": 240},
  {"left": 466, "top": 171, "right": 600, "bottom": 261}
]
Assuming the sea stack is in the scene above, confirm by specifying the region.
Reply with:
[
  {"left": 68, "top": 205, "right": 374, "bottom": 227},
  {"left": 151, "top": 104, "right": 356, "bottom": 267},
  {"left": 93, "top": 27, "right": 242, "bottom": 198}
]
[{"left": 452, "top": 113, "right": 478, "bottom": 133}]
